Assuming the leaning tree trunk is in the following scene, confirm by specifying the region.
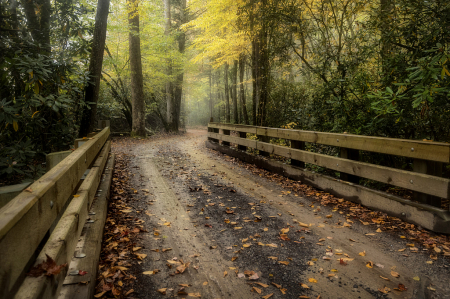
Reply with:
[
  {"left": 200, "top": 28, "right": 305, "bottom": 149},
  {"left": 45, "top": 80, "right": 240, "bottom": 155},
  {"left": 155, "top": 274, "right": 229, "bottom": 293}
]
[
  {"left": 128, "top": 0, "right": 146, "bottom": 136},
  {"left": 79, "top": 0, "right": 111, "bottom": 137}
]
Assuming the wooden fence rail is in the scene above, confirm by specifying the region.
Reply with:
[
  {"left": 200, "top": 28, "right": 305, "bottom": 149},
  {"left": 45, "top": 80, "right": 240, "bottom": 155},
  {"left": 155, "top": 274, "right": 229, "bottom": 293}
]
[
  {"left": 0, "top": 127, "right": 112, "bottom": 299},
  {"left": 207, "top": 123, "right": 450, "bottom": 233}
]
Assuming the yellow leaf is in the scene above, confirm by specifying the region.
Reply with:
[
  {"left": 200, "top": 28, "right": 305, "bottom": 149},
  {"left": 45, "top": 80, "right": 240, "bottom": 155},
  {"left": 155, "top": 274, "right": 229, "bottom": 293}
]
[
  {"left": 308, "top": 278, "right": 317, "bottom": 283},
  {"left": 73, "top": 194, "right": 81, "bottom": 198},
  {"left": 223, "top": 271, "right": 227, "bottom": 277},
  {"left": 13, "top": 121, "right": 18, "bottom": 132},
  {"left": 301, "top": 283, "right": 309, "bottom": 288},
  {"left": 31, "top": 111, "right": 39, "bottom": 118},
  {"left": 413, "top": 276, "right": 420, "bottom": 281},
  {"left": 444, "top": 66, "right": 450, "bottom": 77},
  {"left": 359, "top": 251, "right": 366, "bottom": 256}
]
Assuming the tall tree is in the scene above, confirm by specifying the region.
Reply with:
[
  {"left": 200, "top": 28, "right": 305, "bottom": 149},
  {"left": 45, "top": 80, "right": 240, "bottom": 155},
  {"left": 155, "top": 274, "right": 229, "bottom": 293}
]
[
  {"left": 172, "top": 0, "right": 187, "bottom": 132},
  {"left": 164, "top": 0, "right": 176, "bottom": 131},
  {"left": 232, "top": 60, "right": 238, "bottom": 123},
  {"left": 128, "top": 0, "right": 146, "bottom": 136},
  {"left": 79, "top": 0, "right": 111, "bottom": 137},
  {"left": 224, "top": 62, "right": 230, "bottom": 122},
  {"left": 238, "top": 55, "right": 249, "bottom": 124}
]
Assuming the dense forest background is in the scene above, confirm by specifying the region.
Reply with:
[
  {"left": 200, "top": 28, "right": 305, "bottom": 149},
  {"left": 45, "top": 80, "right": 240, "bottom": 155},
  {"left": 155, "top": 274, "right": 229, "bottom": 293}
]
[{"left": 1, "top": 0, "right": 449, "bottom": 183}]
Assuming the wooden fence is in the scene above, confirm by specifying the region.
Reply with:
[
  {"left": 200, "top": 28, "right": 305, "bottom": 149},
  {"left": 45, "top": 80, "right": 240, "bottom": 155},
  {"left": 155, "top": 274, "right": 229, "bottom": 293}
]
[
  {"left": 207, "top": 123, "right": 450, "bottom": 233},
  {"left": 0, "top": 128, "right": 114, "bottom": 299}
]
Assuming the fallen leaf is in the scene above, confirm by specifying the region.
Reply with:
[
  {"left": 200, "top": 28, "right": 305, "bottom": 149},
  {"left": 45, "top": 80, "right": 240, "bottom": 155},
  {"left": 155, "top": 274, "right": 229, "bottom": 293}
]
[
  {"left": 366, "top": 261, "right": 373, "bottom": 268},
  {"left": 249, "top": 272, "right": 259, "bottom": 280},
  {"left": 27, "top": 254, "right": 67, "bottom": 277},
  {"left": 203, "top": 281, "right": 208, "bottom": 285},
  {"left": 308, "top": 278, "right": 317, "bottom": 283},
  {"left": 359, "top": 251, "right": 366, "bottom": 256},
  {"left": 280, "top": 228, "right": 289, "bottom": 234},
  {"left": 378, "top": 287, "right": 390, "bottom": 294},
  {"left": 255, "top": 282, "right": 269, "bottom": 288},
  {"left": 301, "top": 283, "right": 309, "bottom": 288},
  {"left": 391, "top": 271, "right": 400, "bottom": 278},
  {"left": 413, "top": 276, "right": 420, "bottom": 281},
  {"left": 157, "top": 288, "right": 167, "bottom": 294},
  {"left": 271, "top": 282, "right": 282, "bottom": 288},
  {"left": 94, "top": 291, "right": 106, "bottom": 298},
  {"left": 252, "top": 287, "right": 262, "bottom": 294},
  {"left": 278, "top": 261, "right": 289, "bottom": 265},
  {"left": 223, "top": 271, "right": 227, "bottom": 277},
  {"left": 262, "top": 294, "right": 273, "bottom": 299}
]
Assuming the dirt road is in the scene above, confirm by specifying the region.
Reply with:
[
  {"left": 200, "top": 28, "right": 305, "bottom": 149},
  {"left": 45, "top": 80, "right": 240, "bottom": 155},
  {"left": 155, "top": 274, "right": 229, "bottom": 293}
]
[{"left": 111, "top": 129, "right": 450, "bottom": 299}]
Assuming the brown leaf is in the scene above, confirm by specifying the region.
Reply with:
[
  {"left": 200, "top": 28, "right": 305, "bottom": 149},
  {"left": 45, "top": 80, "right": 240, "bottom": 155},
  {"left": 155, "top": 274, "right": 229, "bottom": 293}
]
[
  {"left": 255, "top": 282, "right": 269, "bottom": 288},
  {"left": 27, "top": 254, "right": 67, "bottom": 277},
  {"left": 262, "top": 294, "right": 273, "bottom": 299},
  {"left": 252, "top": 287, "right": 262, "bottom": 294},
  {"left": 158, "top": 288, "right": 167, "bottom": 294},
  {"left": 278, "top": 261, "right": 289, "bottom": 265},
  {"left": 223, "top": 271, "right": 227, "bottom": 277},
  {"left": 272, "top": 282, "right": 282, "bottom": 289},
  {"left": 391, "top": 271, "right": 400, "bottom": 278}
]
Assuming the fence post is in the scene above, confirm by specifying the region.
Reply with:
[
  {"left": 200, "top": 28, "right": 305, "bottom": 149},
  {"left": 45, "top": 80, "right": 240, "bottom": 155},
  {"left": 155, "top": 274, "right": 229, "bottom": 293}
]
[
  {"left": 339, "top": 148, "right": 360, "bottom": 184},
  {"left": 222, "top": 129, "right": 230, "bottom": 146},
  {"left": 291, "top": 140, "right": 305, "bottom": 168},
  {"left": 238, "top": 132, "right": 247, "bottom": 151},
  {"left": 413, "top": 159, "right": 442, "bottom": 207}
]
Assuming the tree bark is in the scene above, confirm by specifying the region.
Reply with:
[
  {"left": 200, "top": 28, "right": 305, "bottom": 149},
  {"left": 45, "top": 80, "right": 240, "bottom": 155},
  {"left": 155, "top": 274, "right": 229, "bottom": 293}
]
[
  {"left": 79, "top": 0, "right": 111, "bottom": 137},
  {"left": 224, "top": 62, "right": 230, "bottom": 123},
  {"left": 128, "top": 0, "right": 146, "bottom": 136},
  {"left": 209, "top": 67, "right": 213, "bottom": 118},
  {"left": 380, "top": 0, "right": 394, "bottom": 74},
  {"left": 164, "top": 0, "right": 176, "bottom": 131},
  {"left": 238, "top": 55, "right": 249, "bottom": 125},
  {"left": 171, "top": 0, "right": 186, "bottom": 132},
  {"left": 232, "top": 60, "right": 238, "bottom": 123}
]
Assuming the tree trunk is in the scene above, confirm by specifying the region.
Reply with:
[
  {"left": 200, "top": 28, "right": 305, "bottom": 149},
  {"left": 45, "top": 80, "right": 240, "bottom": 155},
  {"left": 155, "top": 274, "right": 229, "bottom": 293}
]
[
  {"left": 79, "top": 0, "right": 111, "bottom": 137},
  {"left": 232, "top": 60, "right": 238, "bottom": 123},
  {"left": 380, "top": 0, "right": 394, "bottom": 75},
  {"left": 224, "top": 62, "right": 230, "bottom": 123},
  {"left": 164, "top": 0, "right": 176, "bottom": 132},
  {"left": 209, "top": 68, "right": 213, "bottom": 118},
  {"left": 171, "top": 0, "right": 186, "bottom": 132},
  {"left": 128, "top": 0, "right": 146, "bottom": 136},
  {"left": 239, "top": 55, "right": 249, "bottom": 125}
]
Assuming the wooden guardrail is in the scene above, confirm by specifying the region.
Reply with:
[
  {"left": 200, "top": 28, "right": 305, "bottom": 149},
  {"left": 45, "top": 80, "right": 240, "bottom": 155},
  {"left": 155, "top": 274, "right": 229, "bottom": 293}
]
[
  {"left": 207, "top": 123, "right": 450, "bottom": 233},
  {"left": 0, "top": 127, "right": 112, "bottom": 299}
]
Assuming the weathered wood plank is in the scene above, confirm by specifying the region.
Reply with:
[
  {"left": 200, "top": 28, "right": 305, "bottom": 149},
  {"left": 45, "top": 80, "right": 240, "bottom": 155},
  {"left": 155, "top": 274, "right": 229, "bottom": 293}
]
[
  {"left": 208, "top": 123, "right": 450, "bottom": 162},
  {"left": 207, "top": 132, "right": 256, "bottom": 148},
  {"left": 255, "top": 141, "right": 449, "bottom": 198},
  {"left": 13, "top": 142, "right": 110, "bottom": 299},
  {"left": 0, "top": 128, "right": 109, "bottom": 298},
  {"left": 208, "top": 123, "right": 257, "bottom": 134},
  {"left": 58, "top": 154, "right": 114, "bottom": 299}
]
